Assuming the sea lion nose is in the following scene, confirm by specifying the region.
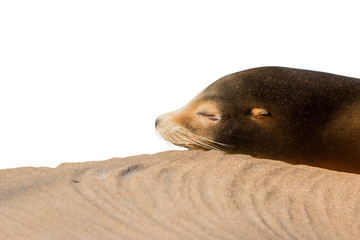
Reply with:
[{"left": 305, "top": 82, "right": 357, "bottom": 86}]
[{"left": 155, "top": 118, "right": 160, "bottom": 128}]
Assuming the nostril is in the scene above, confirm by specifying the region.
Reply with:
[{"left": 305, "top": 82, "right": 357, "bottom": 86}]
[{"left": 155, "top": 118, "right": 160, "bottom": 128}]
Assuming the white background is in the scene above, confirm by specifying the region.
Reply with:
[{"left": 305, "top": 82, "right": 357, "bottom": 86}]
[{"left": 0, "top": 0, "right": 359, "bottom": 169}]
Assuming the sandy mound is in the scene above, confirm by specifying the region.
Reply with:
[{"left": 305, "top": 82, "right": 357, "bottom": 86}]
[{"left": 1, "top": 150, "right": 360, "bottom": 240}]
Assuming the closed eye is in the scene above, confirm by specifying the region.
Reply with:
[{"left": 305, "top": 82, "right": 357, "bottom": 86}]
[{"left": 197, "top": 112, "right": 220, "bottom": 121}]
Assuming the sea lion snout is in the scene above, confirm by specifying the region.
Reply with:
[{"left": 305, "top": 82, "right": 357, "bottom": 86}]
[
  {"left": 155, "top": 99, "right": 229, "bottom": 151},
  {"left": 156, "top": 97, "right": 221, "bottom": 131}
]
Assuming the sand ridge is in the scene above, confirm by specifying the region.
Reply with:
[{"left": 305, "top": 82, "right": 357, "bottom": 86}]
[{"left": 1, "top": 150, "right": 360, "bottom": 239}]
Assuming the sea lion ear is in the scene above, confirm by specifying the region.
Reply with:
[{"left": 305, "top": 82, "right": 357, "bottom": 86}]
[{"left": 251, "top": 108, "right": 271, "bottom": 119}]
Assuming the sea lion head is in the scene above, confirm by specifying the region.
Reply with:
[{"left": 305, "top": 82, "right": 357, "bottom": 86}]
[
  {"left": 155, "top": 69, "right": 287, "bottom": 158},
  {"left": 156, "top": 67, "right": 360, "bottom": 172}
]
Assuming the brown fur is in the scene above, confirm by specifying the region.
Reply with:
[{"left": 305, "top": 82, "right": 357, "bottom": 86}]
[{"left": 156, "top": 67, "right": 360, "bottom": 173}]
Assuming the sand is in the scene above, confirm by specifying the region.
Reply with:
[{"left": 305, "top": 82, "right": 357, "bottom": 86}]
[{"left": 1, "top": 150, "right": 360, "bottom": 240}]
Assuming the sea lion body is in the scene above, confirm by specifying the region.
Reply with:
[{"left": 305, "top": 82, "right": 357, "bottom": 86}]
[{"left": 156, "top": 67, "right": 360, "bottom": 173}]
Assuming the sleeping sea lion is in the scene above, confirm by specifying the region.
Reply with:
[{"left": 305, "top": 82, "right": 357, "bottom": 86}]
[{"left": 155, "top": 67, "right": 360, "bottom": 173}]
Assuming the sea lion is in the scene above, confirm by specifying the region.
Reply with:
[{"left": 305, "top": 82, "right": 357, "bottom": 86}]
[{"left": 155, "top": 67, "right": 360, "bottom": 173}]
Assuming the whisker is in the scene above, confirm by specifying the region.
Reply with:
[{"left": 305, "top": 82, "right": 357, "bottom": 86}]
[
  {"left": 191, "top": 137, "right": 224, "bottom": 151},
  {"left": 157, "top": 121, "right": 231, "bottom": 152},
  {"left": 162, "top": 131, "right": 175, "bottom": 149},
  {"left": 165, "top": 130, "right": 189, "bottom": 150},
  {"left": 175, "top": 126, "right": 231, "bottom": 149},
  {"left": 195, "top": 134, "right": 232, "bottom": 147},
  {"left": 191, "top": 138, "right": 223, "bottom": 151},
  {"left": 175, "top": 131, "right": 209, "bottom": 149},
  {"left": 172, "top": 131, "right": 198, "bottom": 149},
  {"left": 175, "top": 130, "right": 224, "bottom": 151},
  {"left": 166, "top": 131, "right": 182, "bottom": 146}
]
